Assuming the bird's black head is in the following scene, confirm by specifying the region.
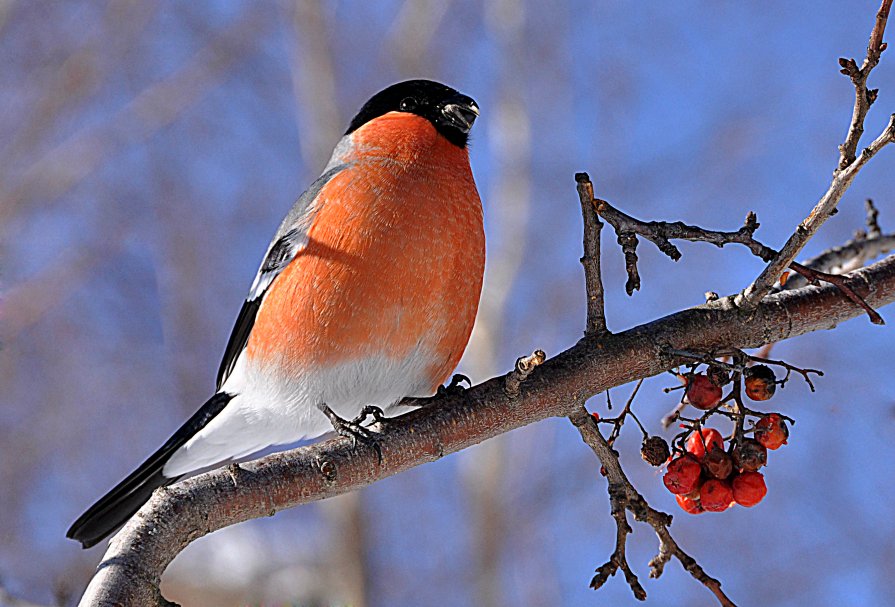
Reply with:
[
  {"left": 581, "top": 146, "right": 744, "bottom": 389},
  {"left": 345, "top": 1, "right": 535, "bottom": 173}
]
[{"left": 346, "top": 79, "right": 479, "bottom": 148}]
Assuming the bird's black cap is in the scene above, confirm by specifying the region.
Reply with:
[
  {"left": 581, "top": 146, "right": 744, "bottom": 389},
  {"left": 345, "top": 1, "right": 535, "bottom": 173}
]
[{"left": 346, "top": 79, "right": 479, "bottom": 148}]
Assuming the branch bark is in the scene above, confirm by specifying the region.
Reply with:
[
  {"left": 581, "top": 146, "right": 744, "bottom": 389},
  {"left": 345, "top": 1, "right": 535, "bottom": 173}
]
[{"left": 79, "top": 252, "right": 895, "bottom": 606}]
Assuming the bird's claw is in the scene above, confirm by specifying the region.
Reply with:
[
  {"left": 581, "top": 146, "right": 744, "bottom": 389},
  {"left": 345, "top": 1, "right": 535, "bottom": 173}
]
[
  {"left": 351, "top": 404, "right": 388, "bottom": 426},
  {"left": 400, "top": 374, "right": 472, "bottom": 409},
  {"left": 317, "top": 403, "right": 384, "bottom": 463},
  {"left": 438, "top": 373, "right": 471, "bottom": 396}
]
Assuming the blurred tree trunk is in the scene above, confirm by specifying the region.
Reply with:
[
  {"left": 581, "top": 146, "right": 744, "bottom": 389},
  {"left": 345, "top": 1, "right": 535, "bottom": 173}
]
[{"left": 461, "top": 2, "right": 534, "bottom": 605}]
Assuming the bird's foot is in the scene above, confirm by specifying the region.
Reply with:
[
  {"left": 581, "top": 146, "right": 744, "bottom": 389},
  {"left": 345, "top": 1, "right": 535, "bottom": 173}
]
[
  {"left": 438, "top": 373, "right": 471, "bottom": 396},
  {"left": 317, "top": 402, "right": 383, "bottom": 463},
  {"left": 351, "top": 404, "right": 389, "bottom": 427},
  {"left": 402, "top": 374, "right": 472, "bottom": 409}
]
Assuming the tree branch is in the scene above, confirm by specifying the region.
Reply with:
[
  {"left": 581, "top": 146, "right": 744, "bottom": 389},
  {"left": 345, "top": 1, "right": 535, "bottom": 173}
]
[
  {"left": 589, "top": 193, "right": 892, "bottom": 324},
  {"left": 838, "top": 0, "right": 893, "bottom": 170},
  {"left": 78, "top": 252, "right": 895, "bottom": 606},
  {"left": 740, "top": 114, "right": 895, "bottom": 307},
  {"left": 569, "top": 408, "right": 736, "bottom": 607},
  {"left": 779, "top": 199, "right": 895, "bottom": 290},
  {"left": 576, "top": 173, "right": 608, "bottom": 336},
  {"left": 738, "top": 0, "right": 894, "bottom": 307}
]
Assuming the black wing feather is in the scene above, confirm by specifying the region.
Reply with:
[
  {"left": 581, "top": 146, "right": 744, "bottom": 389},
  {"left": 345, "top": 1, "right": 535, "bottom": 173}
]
[
  {"left": 214, "top": 164, "right": 348, "bottom": 391},
  {"left": 215, "top": 297, "right": 262, "bottom": 391},
  {"left": 215, "top": 230, "right": 300, "bottom": 391}
]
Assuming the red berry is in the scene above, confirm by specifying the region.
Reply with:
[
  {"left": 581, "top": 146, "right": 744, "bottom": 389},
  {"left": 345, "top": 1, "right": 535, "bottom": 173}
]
[
  {"left": 754, "top": 413, "right": 789, "bottom": 450},
  {"left": 675, "top": 494, "right": 705, "bottom": 514},
  {"left": 663, "top": 455, "right": 702, "bottom": 495},
  {"left": 732, "top": 438, "right": 768, "bottom": 471},
  {"left": 744, "top": 365, "right": 777, "bottom": 401},
  {"left": 684, "top": 374, "right": 723, "bottom": 410},
  {"left": 685, "top": 428, "right": 724, "bottom": 459},
  {"left": 732, "top": 471, "right": 767, "bottom": 507},
  {"left": 703, "top": 447, "right": 734, "bottom": 480},
  {"left": 700, "top": 479, "right": 734, "bottom": 512},
  {"left": 591, "top": 412, "right": 600, "bottom": 421}
]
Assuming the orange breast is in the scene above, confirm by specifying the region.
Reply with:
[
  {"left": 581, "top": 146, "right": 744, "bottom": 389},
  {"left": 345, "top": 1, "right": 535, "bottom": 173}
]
[{"left": 246, "top": 113, "right": 485, "bottom": 392}]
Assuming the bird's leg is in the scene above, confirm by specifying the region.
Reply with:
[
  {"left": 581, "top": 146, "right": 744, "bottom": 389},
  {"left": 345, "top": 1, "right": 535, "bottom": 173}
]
[{"left": 317, "top": 402, "right": 382, "bottom": 462}]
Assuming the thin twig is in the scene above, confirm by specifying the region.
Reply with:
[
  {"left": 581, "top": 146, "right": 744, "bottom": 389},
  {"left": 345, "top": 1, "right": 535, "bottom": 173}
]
[
  {"left": 838, "top": 0, "right": 893, "bottom": 170},
  {"left": 753, "top": 119, "right": 892, "bottom": 303},
  {"left": 598, "top": 379, "right": 646, "bottom": 444},
  {"left": 568, "top": 408, "right": 737, "bottom": 607},
  {"left": 789, "top": 261, "right": 885, "bottom": 324},
  {"left": 504, "top": 349, "right": 547, "bottom": 399},
  {"left": 667, "top": 347, "right": 823, "bottom": 392},
  {"left": 740, "top": 3, "right": 895, "bottom": 308},
  {"left": 576, "top": 173, "right": 608, "bottom": 335},
  {"left": 593, "top": 199, "right": 774, "bottom": 295},
  {"left": 588, "top": 190, "right": 889, "bottom": 323},
  {"left": 779, "top": 199, "right": 895, "bottom": 290},
  {"left": 744, "top": 353, "right": 824, "bottom": 392}
]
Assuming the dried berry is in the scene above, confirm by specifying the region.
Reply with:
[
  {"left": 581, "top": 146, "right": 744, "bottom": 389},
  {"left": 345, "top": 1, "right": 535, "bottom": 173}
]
[
  {"left": 675, "top": 494, "right": 705, "bottom": 515},
  {"left": 663, "top": 455, "right": 702, "bottom": 495},
  {"left": 708, "top": 365, "right": 731, "bottom": 387},
  {"left": 754, "top": 413, "right": 789, "bottom": 450},
  {"left": 744, "top": 365, "right": 777, "bottom": 401},
  {"left": 685, "top": 427, "right": 724, "bottom": 460},
  {"left": 641, "top": 435, "right": 671, "bottom": 466},
  {"left": 732, "top": 471, "right": 767, "bottom": 507},
  {"left": 684, "top": 374, "right": 723, "bottom": 410},
  {"left": 703, "top": 447, "right": 734, "bottom": 480},
  {"left": 732, "top": 438, "right": 768, "bottom": 471},
  {"left": 700, "top": 479, "right": 734, "bottom": 512}
]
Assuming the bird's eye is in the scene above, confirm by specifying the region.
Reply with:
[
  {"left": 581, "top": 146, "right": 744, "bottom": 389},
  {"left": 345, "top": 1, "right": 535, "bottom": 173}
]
[{"left": 399, "top": 97, "right": 418, "bottom": 112}]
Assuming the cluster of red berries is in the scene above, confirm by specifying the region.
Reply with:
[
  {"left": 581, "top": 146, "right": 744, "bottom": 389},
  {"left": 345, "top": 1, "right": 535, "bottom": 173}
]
[
  {"left": 682, "top": 364, "right": 779, "bottom": 410},
  {"left": 663, "top": 414, "right": 789, "bottom": 514},
  {"left": 662, "top": 364, "right": 790, "bottom": 514}
]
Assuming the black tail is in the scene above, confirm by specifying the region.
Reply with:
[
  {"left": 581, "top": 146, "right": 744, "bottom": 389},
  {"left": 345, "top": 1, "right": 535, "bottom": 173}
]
[{"left": 67, "top": 392, "right": 233, "bottom": 549}]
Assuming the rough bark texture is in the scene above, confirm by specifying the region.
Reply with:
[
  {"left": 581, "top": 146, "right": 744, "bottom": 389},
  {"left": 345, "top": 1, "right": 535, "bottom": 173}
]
[{"left": 79, "top": 253, "right": 895, "bottom": 606}]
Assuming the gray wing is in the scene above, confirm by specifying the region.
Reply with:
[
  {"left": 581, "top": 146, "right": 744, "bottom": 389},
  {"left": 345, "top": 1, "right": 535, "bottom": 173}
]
[{"left": 215, "top": 163, "right": 348, "bottom": 391}]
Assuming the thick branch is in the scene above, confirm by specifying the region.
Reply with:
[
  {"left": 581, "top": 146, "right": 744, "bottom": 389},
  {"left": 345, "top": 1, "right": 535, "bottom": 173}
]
[{"left": 80, "top": 254, "right": 895, "bottom": 606}]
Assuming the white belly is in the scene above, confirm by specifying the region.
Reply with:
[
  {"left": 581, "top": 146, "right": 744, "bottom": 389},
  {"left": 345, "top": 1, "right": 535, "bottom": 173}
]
[{"left": 162, "top": 347, "right": 436, "bottom": 477}]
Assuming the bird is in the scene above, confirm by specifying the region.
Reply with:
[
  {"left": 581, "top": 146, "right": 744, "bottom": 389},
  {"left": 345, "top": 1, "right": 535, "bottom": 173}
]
[{"left": 67, "top": 79, "right": 485, "bottom": 549}]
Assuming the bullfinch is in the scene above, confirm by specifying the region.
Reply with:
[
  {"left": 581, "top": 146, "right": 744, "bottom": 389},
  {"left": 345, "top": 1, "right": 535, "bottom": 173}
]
[{"left": 67, "top": 79, "right": 485, "bottom": 549}]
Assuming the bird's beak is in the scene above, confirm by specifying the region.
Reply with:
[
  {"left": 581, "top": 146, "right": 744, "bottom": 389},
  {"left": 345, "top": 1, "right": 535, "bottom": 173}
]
[{"left": 440, "top": 97, "right": 479, "bottom": 133}]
